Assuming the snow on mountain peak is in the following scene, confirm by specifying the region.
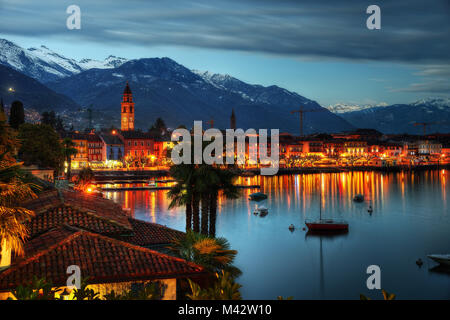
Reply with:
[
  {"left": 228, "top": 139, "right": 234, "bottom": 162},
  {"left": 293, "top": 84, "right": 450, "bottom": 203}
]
[
  {"left": 326, "top": 102, "right": 388, "bottom": 114},
  {"left": 0, "top": 38, "right": 128, "bottom": 82},
  {"left": 411, "top": 97, "right": 450, "bottom": 108}
]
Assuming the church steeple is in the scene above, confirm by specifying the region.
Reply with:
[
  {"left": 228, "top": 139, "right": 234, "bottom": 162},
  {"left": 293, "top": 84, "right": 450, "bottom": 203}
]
[
  {"left": 230, "top": 108, "right": 236, "bottom": 130},
  {"left": 121, "top": 81, "right": 135, "bottom": 131}
]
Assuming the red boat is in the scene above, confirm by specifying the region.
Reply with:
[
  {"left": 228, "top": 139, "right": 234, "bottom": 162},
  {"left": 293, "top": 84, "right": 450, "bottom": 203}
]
[
  {"left": 305, "top": 175, "right": 349, "bottom": 232},
  {"left": 305, "top": 219, "right": 349, "bottom": 231}
]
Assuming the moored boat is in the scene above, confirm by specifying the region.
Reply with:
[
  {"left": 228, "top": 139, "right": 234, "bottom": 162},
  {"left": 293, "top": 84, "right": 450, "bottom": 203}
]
[
  {"left": 353, "top": 194, "right": 364, "bottom": 202},
  {"left": 249, "top": 192, "right": 267, "bottom": 201},
  {"left": 427, "top": 254, "right": 450, "bottom": 266},
  {"left": 305, "top": 219, "right": 348, "bottom": 231},
  {"left": 253, "top": 205, "right": 269, "bottom": 216},
  {"left": 305, "top": 175, "right": 349, "bottom": 232}
]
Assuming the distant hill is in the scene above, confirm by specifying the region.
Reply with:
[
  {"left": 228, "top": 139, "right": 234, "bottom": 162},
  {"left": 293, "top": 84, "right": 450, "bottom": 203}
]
[
  {"left": 338, "top": 98, "right": 450, "bottom": 134},
  {"left": 0, "top": 64, "right": 80, "bottom": 112}
]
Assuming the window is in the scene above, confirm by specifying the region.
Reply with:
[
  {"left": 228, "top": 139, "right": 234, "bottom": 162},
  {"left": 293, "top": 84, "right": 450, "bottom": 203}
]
[
  {"left": 141, "top": 141, "right": 144, "bottom": 146},
  {"left": 128, "top": 141, "right": 131, "bottom": 146},
  {"left": 134, "top": 141, "right": 137, "bottom": 146}
]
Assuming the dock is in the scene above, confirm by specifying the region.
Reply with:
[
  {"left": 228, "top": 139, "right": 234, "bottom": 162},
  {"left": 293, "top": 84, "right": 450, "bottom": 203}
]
[{"left": 99, "top": 184, "right": 261, "bottom": 191}]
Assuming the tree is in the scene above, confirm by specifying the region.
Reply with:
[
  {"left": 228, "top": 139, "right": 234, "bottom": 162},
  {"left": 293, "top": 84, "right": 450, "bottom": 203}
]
[
  {"left": 18, "top": 124, "right": 64, "bottom": 173},
  {"left": 168, "top": 163, "right": 195, "bottom": 231},
  {"left": 168, "top": 231, "right": 241, "bottom": 278},
  {"left": 41, "top": 111, "right": 65, "bottom": 133},
  {"left": 75, "top": 167, "right": 94, "bottom": 190},
  {"left": 0, "top": 157, "right": 37, "bottom": 267},
  {"left": 8, "top": 100, "right": 25, "bottom": 130},
  {"left": 62, "top": 138, "right": 78, "bottom": 180},
  {"left": 0, "top": 98, "right": 6, "bottom": 122},
  {"left": 149, "top": 117, "right": 167, "bottom": 138},
  {"left": 0, "top": 114, "right": 19, "bottom": 163}
]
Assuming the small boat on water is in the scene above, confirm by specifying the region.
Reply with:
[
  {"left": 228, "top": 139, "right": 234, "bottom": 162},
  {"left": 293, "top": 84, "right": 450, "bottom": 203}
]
[
  {"left": 249, "top": 192, "right": 267, "bottom": 201},
  {"left": 305, "top": 219, "right": 349, "bottom": 231},
  {"left": 427, "top": 254, "right": 450, "bottom": 267},
  {"left": 253, "top": 205, "right": 268, "bottom": 216},
  {"left": 148, "top": 180, "right": 157, "bottom": 187},
  {"left": 305, "top": 176, "right": 349, "bottom": 232},
  {"left": 353, "top": 194, "right": 364, "bottom": 202}
]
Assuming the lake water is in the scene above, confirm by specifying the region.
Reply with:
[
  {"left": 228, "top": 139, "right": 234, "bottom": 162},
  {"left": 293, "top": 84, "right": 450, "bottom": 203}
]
[{"left": 103, "top": 170, "right": 450, "bottom": 300}]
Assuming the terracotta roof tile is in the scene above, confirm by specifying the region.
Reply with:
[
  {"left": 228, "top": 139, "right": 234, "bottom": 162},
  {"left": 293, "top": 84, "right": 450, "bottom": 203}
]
[
  {"left": 25, "top": 206, "right": 131, "bottom": 239},
  {"left": 61, "top": 190, "right": 132, "bottom": 230},
  {"left": 123, "top": 218, "right": 185, "bottom": 247},
  {"left": 0, "top": 226, "right": 205, "bottom": 291}
]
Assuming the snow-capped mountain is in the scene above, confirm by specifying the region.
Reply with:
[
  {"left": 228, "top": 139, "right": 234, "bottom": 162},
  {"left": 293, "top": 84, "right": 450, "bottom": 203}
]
[
  {"left": 47, "top": 58, "right": 353, "bottom": 133},
  {"left": 193, "top": 70, "right": 314, "bottom": 107},
  {"left": 0, "top": 39, "right": 127, "bottom": 83},
  {"left": 339, "top": 98, "right": 450, "bottom": 134},
  {"left": 326, "top": 102, "right": 389, "bottom": 114}
]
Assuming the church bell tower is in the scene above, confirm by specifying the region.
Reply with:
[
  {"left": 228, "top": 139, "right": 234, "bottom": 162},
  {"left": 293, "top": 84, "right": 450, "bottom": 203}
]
[{"left": 121, "top": 81, "right": 134, "bottom": 131}]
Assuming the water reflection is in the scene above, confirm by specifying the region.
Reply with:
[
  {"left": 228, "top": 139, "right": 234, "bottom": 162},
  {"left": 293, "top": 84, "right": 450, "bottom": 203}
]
[{"left": 104, "top": 170, "right": 450, "bottom": 299}]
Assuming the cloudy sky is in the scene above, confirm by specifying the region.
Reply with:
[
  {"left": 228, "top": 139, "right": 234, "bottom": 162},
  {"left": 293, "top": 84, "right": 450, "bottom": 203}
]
[{"left": 0, "top": 0, "right": 449, "bottom": 106}]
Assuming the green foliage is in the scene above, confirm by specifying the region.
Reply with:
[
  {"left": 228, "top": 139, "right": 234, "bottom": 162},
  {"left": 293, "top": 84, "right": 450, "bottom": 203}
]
[
  {"left": 168, "top": 141, "right": 240, "bottom": 236},
  {"left": 187, "top": 271, "right": 242, "bottom": 300},
  {"left": 62, "top": 138, "right": 77, "bottom": 180},
  {"left": 18, "top": 123, "right": 64, "bottom": 173},
  {"left": 75, "top": 167, "right": 94, "bottom": 187},
  {"left": 11, "top": 276, "right": 165, "bottom": 300},
  {"left": 149, "top": 117, "right": 167, "bottom": 138},
  {"left": 169, "top": 231, "right": 241, "bottom": 278},
  {"left": 360, "top": 289, "right": 396, "bottom": 300},
  {"left": 71, "top": 278, "right": 100, "bottom": 300},
  {"left": 8, "top": 100, "right": 24, "bottom": 130},
  {"left": 9, "top": 276, "right": 61, "bottom": 300},
  {"left": 103, "top": 282, "right": 165, "bottom": 300},
  {"left": 41, "top": 111, "right": 65, "bottom": 133}
]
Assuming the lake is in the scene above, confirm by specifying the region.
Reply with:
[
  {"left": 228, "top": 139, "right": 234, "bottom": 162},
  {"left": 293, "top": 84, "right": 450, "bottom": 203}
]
[{"left": 103, "top": 170, "right": 450, "bottom": 299}]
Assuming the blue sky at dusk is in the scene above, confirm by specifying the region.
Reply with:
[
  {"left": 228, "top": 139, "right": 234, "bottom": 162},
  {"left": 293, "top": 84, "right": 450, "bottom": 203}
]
[{"left": 1, "top": 0, "right": 449, "bottom": 107}]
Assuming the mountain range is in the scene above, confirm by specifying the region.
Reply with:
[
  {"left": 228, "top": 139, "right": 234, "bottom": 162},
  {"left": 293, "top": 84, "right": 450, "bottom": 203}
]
[
  {"left": 336, "top": 98, "right": 450, "bottom": 135},
  {"left": 0, "top": 38, "right": 449, "bottom": 134},
  {"left": 0, "top": 38, "right": 352, "bottom": 133}
]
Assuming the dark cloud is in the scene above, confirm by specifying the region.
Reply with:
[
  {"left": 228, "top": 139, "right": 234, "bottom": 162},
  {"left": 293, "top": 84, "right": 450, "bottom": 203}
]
[{"left": 0, "top": 0, "right": 449, "bottom": 64}]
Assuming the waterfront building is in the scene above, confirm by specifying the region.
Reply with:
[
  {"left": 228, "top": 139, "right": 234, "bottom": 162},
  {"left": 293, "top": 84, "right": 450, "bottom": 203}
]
[
  {"left": 99, "top": 131, "right": 124, "bottom": 165},
  {"left": 63, "top": 132, "right": 89, "bottom": 168},
  {"left": 119, "top": 130, "right": 156, "bottom": 166},
  {"left": 86, "top": 132, "right": 103, "bottom": 162},
  {"left": 417, "top": 140, "right": 442, "bottom": 155}
]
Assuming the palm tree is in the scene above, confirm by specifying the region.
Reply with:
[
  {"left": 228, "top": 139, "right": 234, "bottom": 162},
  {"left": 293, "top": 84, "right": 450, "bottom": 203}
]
[
  {"left": 0, "top": 159, "right": 37, "bottom": 269},
  {"left": 208, "top": 167, "right": 239, "bottom": 237},
  {"left": 168, "top": 163, "right": 195, "bottom": 231},
  {"left": 62, "top": 138, "right": 78, "bottom": 181},
  {"left": 168, "top": 231, "right": 241, "bottom": 278}
]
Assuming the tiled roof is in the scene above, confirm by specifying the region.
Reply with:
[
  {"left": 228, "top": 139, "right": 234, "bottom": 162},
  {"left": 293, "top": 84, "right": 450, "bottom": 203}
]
[
  {"left": 124, "top": 218, "right": 185, "bottom": 247},
  {"left": 100, "top": 133, "right": 124, "bottom": 145},
  {"left": 0, "top": 226, "right": 205, "bottom": 291},
  {"left": 23, "top": 190, "right": 132, "bottom": 231},
  {"left": 120, "top": 130, "right": 154, "bottom": 139},
  {"left": 25, "top": 206, "right": 131, "bottom": 240}
]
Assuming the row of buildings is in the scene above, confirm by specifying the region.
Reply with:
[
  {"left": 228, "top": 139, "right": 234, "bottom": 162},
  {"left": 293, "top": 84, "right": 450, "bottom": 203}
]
[{"left": 63, "top": 82, "right": 450, "bottom": 170}]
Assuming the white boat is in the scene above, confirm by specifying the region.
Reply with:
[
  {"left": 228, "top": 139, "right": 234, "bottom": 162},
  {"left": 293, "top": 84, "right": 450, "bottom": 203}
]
[
  {"left": 253, "top": 205, "right": 268, "bottom": 216},
  {"left": 427, "top": 254, "right": 450, "bottom": 266}
]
